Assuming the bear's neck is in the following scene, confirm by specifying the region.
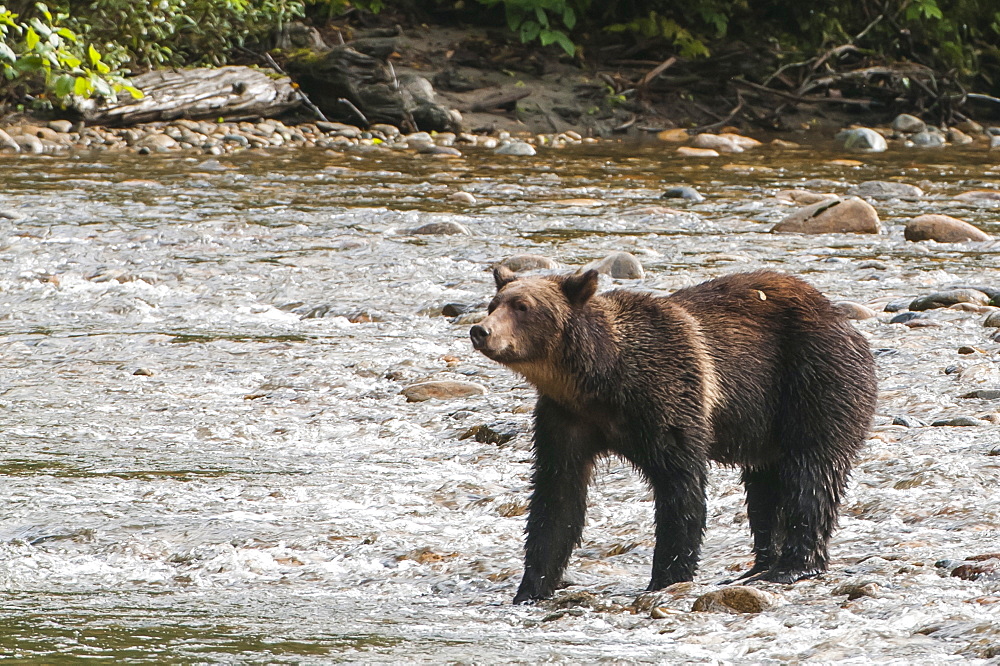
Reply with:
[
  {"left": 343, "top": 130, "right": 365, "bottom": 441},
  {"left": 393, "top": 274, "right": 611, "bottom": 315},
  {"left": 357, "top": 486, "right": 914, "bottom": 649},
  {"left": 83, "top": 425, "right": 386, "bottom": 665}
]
[{"left": 508, "top": 359, "right": 584, "bottom": 409}]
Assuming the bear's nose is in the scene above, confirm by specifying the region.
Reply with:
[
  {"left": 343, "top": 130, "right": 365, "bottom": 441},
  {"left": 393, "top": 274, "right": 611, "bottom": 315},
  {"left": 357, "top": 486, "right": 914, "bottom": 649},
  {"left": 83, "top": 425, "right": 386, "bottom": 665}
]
[{"left": 469, "top": 324, "right": 490, "bottom": 349}]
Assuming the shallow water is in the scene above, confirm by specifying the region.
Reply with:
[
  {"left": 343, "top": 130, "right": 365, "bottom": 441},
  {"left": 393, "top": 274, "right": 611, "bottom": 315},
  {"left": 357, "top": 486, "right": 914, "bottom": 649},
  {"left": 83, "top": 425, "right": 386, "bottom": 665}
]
[{"left": 1, "top": 140, "right": 999, "bottom": 662}]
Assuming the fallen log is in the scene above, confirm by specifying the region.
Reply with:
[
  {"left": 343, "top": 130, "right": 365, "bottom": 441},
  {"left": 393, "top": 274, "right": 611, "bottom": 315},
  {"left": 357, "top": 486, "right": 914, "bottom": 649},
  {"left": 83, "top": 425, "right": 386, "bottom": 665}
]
[{"left": 78, "top": 66, "right": 301, "bottom": 126}]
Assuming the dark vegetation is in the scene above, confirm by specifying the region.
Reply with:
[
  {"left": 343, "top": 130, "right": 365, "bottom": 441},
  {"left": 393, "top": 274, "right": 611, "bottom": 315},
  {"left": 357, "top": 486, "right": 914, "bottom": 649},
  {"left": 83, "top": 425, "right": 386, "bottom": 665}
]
[{"left": 1, "top": 0, "right": 998, "bottom": 125}]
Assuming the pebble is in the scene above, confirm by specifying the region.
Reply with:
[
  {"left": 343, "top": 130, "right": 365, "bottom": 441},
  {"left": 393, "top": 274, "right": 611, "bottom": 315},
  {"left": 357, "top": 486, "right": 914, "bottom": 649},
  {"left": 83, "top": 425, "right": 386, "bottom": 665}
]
[
  {"left": 12, "top": 133, "right": 44, "bottom": 154},
  {"left": 719, "top": 133, "right": 761, "bottom": 149},
  {"left": 771, "top": 197, "right": 881, "bottom": 234},
  {"left": 961, "top": 389, "right": 1000, "bottom": 400},
  {"left": 947, "top": 128, "right": 974, "bottom": 145},
  {"left": 892, "top": 415, "right": 926, "bottom": 427},
  {"left": 132, "top": 368, "right": 154, "bottom": 377},
  {"left": 835, "top": 301, "right": 877, "bottom": 320},
  {"left": 950, "top": 557, "right": 1000, "bottom": 581},
  {"left": 449, "top": 191, "right": 476, "bottom": 205},
  {"left": 499, "top": 254, "right": 560, "bottom": 272},
  {"left": 691, "top": 586, "right": 778, "bottom": 614},
  {"left": 676, "top": 146, "right": 719, "bottom": 158},
  {"left": 136, "top": 133, "right": 178, "bottom": 151},
  {"left": 891, "top": 114, "right": 926, "bottom": 133},
  {"left": 910, "top": 289, "right": 990, "bottom": 311},
  {"left": 847, "top": 181, "right": 923, "bottom": 199},
  {"left": 408, "top": 221, "right": 470, "bottom": 235},
  {"left": 690, "top": 133, "right": 743, "bottom": 153},
  {"left": 909, "top": 130, "right": 946, "bottom": 147},
  {"left": 953, "top": 190, "right": 1000, "bottom": 203},
  {"left": 402, "top": 380, "right": 486, "bottom": 402},
  {"left": 656, "top": 128, "right": 689, "bottom": 142},
  {"left": 883, "top": 297, "right": 915, "bottom": 312},
  {"left": 931, "top": 416, "right": 987, "bottom": 427},
  {"left": 775, "top": 190, "right": 837, "bottom": 205},
  {"left": 660, "top": 186, "right": 704, "bottom": 202},
  {"left": 583, "top": 251, "right": 644, "bottom": 279},
  {"left": 984, "top": 311, "right": 1000, "bottom": 327},
  {"left": 889, "top": 312, "right": 924, "bottom": 324},
  {"left": 837, "top": 127, "right": 888, "bottom": 152},
  {"left": 419, "top": 144, "right": 462, "bottom": 157},
  {"left": 904, "top": 214, "right": 991, "bottom": 243},
  {"left": 495, "top": 141, "right": 536, "bottom": 156},
  {"left": 0, "top": 128, "right": 20, "bottom": 152},
  {"left": 770, "top": 138, "right": 800, "bottom": 148},
  {"left": 833, "top": 581, "right": 882, "bottom": 600}
]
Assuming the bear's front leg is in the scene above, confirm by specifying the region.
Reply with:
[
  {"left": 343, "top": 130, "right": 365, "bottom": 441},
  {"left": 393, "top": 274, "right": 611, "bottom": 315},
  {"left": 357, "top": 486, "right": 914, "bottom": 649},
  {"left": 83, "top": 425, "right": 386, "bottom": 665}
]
[
  {"left": 514, "top": 401, "right": 598, "bottom": 604},
  {"left": 642, "top": 449, "right": 708, "bottom": 590}
]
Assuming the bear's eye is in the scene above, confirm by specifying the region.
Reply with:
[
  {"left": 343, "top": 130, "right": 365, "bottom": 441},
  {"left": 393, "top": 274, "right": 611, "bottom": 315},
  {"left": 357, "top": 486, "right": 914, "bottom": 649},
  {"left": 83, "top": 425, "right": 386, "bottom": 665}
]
[{"left": 513, "top": 301, "right": 529, "bottom": 313}]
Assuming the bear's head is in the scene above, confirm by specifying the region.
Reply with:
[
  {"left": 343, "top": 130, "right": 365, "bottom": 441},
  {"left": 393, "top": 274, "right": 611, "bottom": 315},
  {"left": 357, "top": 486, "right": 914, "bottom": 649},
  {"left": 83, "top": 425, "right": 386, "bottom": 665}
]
[{"left": 470, "top": 266, "right": 598, "bottom": 368}]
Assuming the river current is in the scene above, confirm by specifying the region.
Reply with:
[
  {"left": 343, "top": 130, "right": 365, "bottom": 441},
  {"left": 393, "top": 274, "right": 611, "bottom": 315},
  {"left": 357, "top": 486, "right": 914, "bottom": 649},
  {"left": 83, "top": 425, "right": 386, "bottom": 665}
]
[{"left": 1, "top": 141, "right": 999, "bottom": 662}]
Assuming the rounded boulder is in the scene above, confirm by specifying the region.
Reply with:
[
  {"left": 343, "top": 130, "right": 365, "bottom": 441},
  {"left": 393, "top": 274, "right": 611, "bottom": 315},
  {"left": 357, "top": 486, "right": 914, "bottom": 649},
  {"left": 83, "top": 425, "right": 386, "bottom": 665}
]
[{"left": 904, "top": 215, "right": 991, "bottom": 243}]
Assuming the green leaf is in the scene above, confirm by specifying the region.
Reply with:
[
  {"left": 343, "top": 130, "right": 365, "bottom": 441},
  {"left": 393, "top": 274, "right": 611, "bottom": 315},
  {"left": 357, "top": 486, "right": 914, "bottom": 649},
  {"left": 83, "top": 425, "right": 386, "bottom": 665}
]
[
  {"left": 87, "top": 43, "right": 100, "bottom": 66},
  {"left": 552, "top": 31, "right": 576, "bottom": 56},
  {"left": 519, "top": 19, "right": 540, "bottom": 43},
  {"left": 60, "top": 53, "right": 81, "bottom": 68},
  {"left": 73, "top": 75, "right": 90, "bottom": 96},
  {"left": 53, "top": 73, "right": 74, "bottom": 98},
  {"left": 562, "top": 7, "right": 576, "bottom": 31},
  {"left": 122, "top": 84, "right": 144, "bottom": 99},
  {"left": 0, "top": 43, "right": 15, "bottom": 63},
  {"left": 534, "top": 6, "right": 548, "bottom": 29},
  {"left": 25, "top": 25, "right": 39, "bottom": 50},
  {"left": 56, "top": 27, "right": 77, "bottom": 43}
]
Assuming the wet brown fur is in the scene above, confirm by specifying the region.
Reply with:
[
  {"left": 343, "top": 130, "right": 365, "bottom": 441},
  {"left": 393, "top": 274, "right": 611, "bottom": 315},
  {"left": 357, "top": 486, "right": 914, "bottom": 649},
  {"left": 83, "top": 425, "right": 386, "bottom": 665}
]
[{"left": 471, "top": 267, "right": 878, "bottom": 603}]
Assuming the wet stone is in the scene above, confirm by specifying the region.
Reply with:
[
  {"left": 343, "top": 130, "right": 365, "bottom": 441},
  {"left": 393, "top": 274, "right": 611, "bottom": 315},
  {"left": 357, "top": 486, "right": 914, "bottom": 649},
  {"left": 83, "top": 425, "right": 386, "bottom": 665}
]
[
  {"left": 984, "top": 311, "right": 1000, "bottom": 327},
  {"left": 847, "top": 181, "right": 924, "bottom": 199},
  {"left": 953, "top": 190, "right": 1000, "bottom": 203},
  {"left": 458, "top": 424, "right": 515, "bottom": 445},
  {"left": 676, "top": 146, "right": 719, "bottom": 158},
  {"left": 891, "top": 114, "right": 926, "bottom": 133},
  {"left": 408, "top": 221, "right": 470, "bottom": 235},
  {"left": 834, "top": 301, "right": 877, "bottom": 320},
  {"left": 132, "top": 368, "right": 154, "bottom": 377},
  {"left": 892, "top": 415, "right": 927, "bottom": 427},
  {"left": 909, "top": 130, "right": 946, "bottom": 147},
  {"left": 931, "top": 416, "right": 988, "bottom": 427},
  {"left": 889, "top": 312, "right": 924, "bottom": 324},
  {"left": 449, "top": 191, "right": 476, "bottom": 205},
  {"left": 691, "top": 133, "right": 743, "bottom": 153},
  {"left": 883, "top": 297, "right": 915, "bottom": 312},
  {"left": 495, "top": 141, "right": 536, "bottom": 157},
  {"left": 833, "top": 581, "right": 882, "bottom": 600},
  {"left": 771, "top": 197, "right": 881, "bottom": 235},
  {"left": 904, "top": 215, "right": 991, "bottom": 243},
  {"left": 500, "top": 254, "right": 559, "bottom": 273},
  {"left": 584, "top": 251, "right": 644, "bottom": 279},
  {"left": 402, "top": 380, "right": 486, "bottom": 402},
  {"left": 691, "top": 586, "right": 778, "bottom": 614},
  {"left": 661, "top": 186, "right": 704, "bottom": 202},
  {"left": 910, "top": 289, "right": 990, "bottom": 311},
  {"left": 838, "top": 127, "right": 888, "bottom": 152},
  {"left": 775, "top": 190, "right": 837, "bottom": 205},
  {"left": 961, "top": 389, "right": 1000, "bottom": 400}
]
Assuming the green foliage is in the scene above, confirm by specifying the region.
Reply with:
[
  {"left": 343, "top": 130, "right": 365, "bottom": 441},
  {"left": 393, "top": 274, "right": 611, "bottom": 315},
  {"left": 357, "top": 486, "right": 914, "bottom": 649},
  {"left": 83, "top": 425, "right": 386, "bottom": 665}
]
[
  {"left": 478, "top": 0, "right": 584, "bottom": 56},
  {"left": 0, "top": 2, "right": 141, "bottom": 107},
  {"left": 606, "top": 11, "right": 712, "bottom": 59}
]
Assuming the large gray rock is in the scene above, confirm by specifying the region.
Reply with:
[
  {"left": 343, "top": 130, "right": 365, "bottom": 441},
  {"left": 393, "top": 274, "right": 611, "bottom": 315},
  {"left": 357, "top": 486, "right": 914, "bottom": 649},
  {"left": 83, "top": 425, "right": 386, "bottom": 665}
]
[
  {"left": 904, "top": 215, "right": 991, "bottom": 243},
  {"left": 910, "top": 289, "right": 990, "bottom": 311},
  {"left": 891, "top": 114, "right": 926, "bottom": 133},
  {"left": 402, "top": 380, "right": 486, "bottom": 402},
  {"left": 837, "top": 127, "right": 888, "bottom": 152},
  {"left": 772, "top": 197, "right": 881, "bottom": 234},
  {"left": 583, "top": 251, "right": 644, "bottom": 279}
]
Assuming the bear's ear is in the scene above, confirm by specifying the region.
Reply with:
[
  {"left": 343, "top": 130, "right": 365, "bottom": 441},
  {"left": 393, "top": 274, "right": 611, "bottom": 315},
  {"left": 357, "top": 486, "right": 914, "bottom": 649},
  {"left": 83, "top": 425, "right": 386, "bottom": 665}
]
[
  {"left": 493, "top": 265, "right": 517, "bottom": 291},
  {"left": 562, "top": 269, "right": 599, "bottom": 306}
]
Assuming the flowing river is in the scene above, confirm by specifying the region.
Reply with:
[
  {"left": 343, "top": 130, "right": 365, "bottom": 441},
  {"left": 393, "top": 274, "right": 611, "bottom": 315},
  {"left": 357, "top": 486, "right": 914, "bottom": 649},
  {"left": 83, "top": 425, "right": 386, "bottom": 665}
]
[{"left": 1, "top": 139, "right": 999, "bottom": 662}]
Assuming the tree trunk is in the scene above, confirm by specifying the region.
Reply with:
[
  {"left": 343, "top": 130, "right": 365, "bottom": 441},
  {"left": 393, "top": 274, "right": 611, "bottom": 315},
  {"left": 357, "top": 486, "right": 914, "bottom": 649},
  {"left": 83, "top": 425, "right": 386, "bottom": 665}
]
[{"left": 78, "top": 66, "right": 301, "bottom": 126}]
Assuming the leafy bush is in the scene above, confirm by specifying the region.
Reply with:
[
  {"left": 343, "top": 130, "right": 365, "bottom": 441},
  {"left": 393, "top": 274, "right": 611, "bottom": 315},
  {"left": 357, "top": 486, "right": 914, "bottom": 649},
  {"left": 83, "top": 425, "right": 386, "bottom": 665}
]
[{"left": 0, "top": 2, "right": 141, "bottom": 107}]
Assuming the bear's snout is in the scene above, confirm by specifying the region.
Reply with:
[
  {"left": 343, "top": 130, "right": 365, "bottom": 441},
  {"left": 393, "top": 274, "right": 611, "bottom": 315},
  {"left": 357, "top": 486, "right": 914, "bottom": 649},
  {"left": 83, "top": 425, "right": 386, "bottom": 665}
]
[{"left": 469, "top": 324, "right": 490, "bottom": 350}]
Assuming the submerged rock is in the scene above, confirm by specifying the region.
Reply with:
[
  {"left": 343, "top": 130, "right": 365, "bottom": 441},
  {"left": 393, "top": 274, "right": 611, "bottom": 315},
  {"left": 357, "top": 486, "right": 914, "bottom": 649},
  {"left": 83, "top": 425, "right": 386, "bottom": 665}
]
[
  {"left": 910, "top": 289, "right": 990, "bottom": 311},
  {"left": 909, "top": 130, "right": 946, "bottom": 148},
  {"left": 661, "top": 186, "right": 704, "bottom": 202},
  {"left": 675, "top": 146, "right": 719, "bottom": 158},
  {"left": 692, "top": 586, "right": 778, "bottom": 614},
  {"left": 402, "top": 380, "right": 486, "bottom": 402},
  {"left": 495, "top": 141, "right": 536, "bottom": 156},
  {"left": 772, "top": 197, "right": 881, "bottom": 234},
  {"left": 904, "top": 215, "right": 991, "bottom": 243},
  {"left": 691, "top": 133, "right": 743, "bottom": 153},
  {"left": 834, "top": 302, "right": 877, "bottom": 320},
  {"left": 583, "top": 252, "right": 644, "bottom": 279},
  {"left": 408, "top": 221, "right": 470, "bottom": 235},
  {"left": 847, "top": 181, "right": 923, "bottom": 199},
  {"left": 499, "top": 254, "right": 559, "bottom": 272}
]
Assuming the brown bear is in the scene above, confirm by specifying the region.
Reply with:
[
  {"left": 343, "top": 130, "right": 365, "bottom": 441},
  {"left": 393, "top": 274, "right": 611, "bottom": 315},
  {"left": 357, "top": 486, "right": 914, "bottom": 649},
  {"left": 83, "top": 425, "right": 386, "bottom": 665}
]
[{"left": 470, "top": 267, "right": 877, "bottom": 603}]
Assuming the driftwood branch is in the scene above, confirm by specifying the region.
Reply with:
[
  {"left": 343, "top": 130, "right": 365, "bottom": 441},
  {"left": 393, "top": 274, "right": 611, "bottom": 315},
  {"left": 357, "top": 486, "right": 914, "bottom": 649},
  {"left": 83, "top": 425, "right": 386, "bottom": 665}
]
[
  {"left": 733, "top": 79, "right": 873, "bottom": 106},
  {"left": 461, "top": 88, "right": 531, "bottom": 112},
  {"left": 78, "top": 66, "right": 301, "bottom": 125}
]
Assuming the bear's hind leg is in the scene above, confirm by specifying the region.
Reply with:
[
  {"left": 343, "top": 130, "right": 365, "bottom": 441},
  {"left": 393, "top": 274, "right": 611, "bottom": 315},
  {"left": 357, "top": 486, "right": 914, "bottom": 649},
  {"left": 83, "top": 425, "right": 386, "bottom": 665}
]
[
  {"left": 749, "top": 455, "right": 852, "bottom": 584},
  {"left": 738, "top": 466, "right": 783, "bottom": 580}
]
